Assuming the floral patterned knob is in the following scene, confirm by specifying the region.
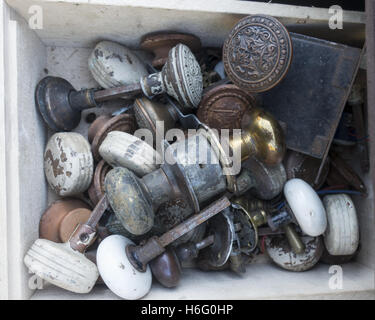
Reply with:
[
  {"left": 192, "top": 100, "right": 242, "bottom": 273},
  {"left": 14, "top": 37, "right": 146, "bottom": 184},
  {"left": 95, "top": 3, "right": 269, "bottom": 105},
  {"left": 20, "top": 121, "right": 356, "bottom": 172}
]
[{"left": 223, "top": 15, "right": 292, "bottom": 93}]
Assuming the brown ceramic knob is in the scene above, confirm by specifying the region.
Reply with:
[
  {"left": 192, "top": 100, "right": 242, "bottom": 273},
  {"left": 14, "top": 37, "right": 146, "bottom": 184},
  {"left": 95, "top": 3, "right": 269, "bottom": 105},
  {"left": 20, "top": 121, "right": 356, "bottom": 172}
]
[
  {"left": 149, "top": 249, "right": 182, "bottom": 288},
  {"left": 284, "top": 150, "right": 330, "bottom": 190},
  {"left": 39, "top": 198, "right": 92, "bottom": 243},
  {"left": 88, "top": 113, "right": 135, "bottom": 162},
  {"left": 87, "top": 160, "right": 112, "bottom": 206},
  {"left": 197, "top": 84, "right": 256, "bottom": 130},
  {"left": 223, "top": 15, "right": 292, "bottom": 93},
  {"left": 140, "top": 32, "right": 201, "bottom": 68}
]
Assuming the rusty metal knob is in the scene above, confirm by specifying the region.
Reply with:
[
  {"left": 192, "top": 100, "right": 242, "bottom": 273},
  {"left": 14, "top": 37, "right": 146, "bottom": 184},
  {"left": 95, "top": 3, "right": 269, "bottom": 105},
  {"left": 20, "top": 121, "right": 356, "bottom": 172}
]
[
  {"left": 223, "top": 15, "right": 292, "bottom": 93},
  {"left": 140, "top": 32, "right": 201, "bottom": 68}
]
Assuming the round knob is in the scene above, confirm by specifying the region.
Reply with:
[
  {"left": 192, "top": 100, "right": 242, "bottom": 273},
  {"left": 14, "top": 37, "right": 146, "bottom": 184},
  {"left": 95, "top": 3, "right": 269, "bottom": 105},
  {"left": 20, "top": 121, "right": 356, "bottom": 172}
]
[
  {"left": 265, "top": 235, "right": 323, "bottom": 272},
  {"left": 284, "top": 178, "right": 327, "bottom": 236},
  {"left": 223, "top": 15, "right": 292, "bottom": 93},
  {"left": 36, "top": 76, "right": 81, "bottom": 131},
  {"left": 96, "top": 235, "right": 152, "bottom": 300},
  {"left": 197, "top": 84, "right": 256, "bottom": 130},
  {"left": 105, "top": 167, "right": 154, "bottom": 236},
  {"left": 39, "top": 198, "right": 91, "bottom": 243},
  {"left": 88, "top": 40, "right": 148, "bottom": 88},
  {"left": 141, "top": 44, "right": 203, "bottom": 110},
  {"left": 44, "top": 132, "right": 93, "bottom": 196}
]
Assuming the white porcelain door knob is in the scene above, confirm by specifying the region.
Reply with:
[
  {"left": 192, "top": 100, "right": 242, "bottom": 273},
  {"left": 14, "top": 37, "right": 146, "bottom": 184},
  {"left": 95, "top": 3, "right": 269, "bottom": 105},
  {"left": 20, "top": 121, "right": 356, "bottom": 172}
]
[
  {"left": 88, "top": 40, "right": 148, "bottom": 88},
  {"left": 99, "top": 131, "right": 161, "bottom": 177},
  {"left": 265, "top": 235, "right": 323, "bottom": 272},
  {"left": 97, "top": 235, "right": 152, "bottom": 300},
  {"left": 44, "top": 132, "right": 94, "bottom": 196},
  {"left": 24, "top": 239, "right": 99, "bottom": 293},
  {"left": 284, "top": 178, "right": 327, "bottom": 236},
  {"left": 323, "top": 194, "right": 359, "bottom": 256}
]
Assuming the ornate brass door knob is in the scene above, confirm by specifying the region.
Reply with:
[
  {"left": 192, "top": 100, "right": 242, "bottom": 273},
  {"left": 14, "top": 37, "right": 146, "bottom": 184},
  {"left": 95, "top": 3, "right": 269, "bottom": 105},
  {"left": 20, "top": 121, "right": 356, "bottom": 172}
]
[
  {"left": 197, "top": 84, "right": 257, "bottom": 130},
  {"left": 223, "top": 15, "right": 292, "bottom": 93}
]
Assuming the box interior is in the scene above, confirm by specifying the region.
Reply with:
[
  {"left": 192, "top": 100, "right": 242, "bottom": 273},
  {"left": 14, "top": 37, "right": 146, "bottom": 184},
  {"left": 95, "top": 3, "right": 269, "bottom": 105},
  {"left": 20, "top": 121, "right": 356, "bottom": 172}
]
[{"left": 1, "top": 0, "right": 374, "bottom": 299}]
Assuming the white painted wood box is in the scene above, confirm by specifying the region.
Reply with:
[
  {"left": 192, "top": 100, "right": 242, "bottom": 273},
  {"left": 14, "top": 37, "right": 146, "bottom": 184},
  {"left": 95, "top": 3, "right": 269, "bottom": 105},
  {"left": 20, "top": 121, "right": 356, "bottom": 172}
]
[{"left": 0, "top": 0, "right": 373, "bottom": 300}]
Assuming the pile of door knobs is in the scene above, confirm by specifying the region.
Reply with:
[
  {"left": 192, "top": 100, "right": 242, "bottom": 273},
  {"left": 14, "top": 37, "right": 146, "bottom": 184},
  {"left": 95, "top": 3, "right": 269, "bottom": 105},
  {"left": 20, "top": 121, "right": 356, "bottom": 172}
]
[{"left": 24, "top": 15, "right": 366, "bottom": 299}]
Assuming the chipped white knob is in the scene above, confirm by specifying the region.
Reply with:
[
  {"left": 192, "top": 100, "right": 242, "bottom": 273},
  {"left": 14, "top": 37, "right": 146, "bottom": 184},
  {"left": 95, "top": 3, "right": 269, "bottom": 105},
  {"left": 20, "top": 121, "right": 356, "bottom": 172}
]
[
  {"left": 24, "top": 239, "right": 99, "bottom": 293},
  {"left": 99, "top": 131, "right": 161, "bottom": 177},
  {"left": 265, "top": 235, "right": 323, "bottom": 272},
  {"left": 44, "top": 132, "right": 93, "bottom": 196},
  {"left": 88, "top": 41, "right": 148, "bottom": 88},
  {"left": 97, "top": 235, "right": 152, "bottom": 300},
  {"left": 323, "top": 194, "right": 359, "bottom": 256},
  {"left": 284, "top": 178, "right": 327, "bottom": 237}
]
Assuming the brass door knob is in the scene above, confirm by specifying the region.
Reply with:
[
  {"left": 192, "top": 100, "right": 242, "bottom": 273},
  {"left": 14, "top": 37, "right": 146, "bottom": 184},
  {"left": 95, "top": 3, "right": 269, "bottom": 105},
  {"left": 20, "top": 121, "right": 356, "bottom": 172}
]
[{"left": 229, "top": 107, "right": 286, "bottom": 165}]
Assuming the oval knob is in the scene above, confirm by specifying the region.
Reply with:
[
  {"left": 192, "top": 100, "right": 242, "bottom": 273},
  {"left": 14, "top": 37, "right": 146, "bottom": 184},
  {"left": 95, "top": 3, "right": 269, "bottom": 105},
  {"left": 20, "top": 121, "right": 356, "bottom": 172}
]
[
  {"left": 99, "top": 131, "right": 161, "bottom": 177},
  {"left": 105, "top": 167, "right": 154, "bottom": 236},
  {"left": 88, "top": 40, "right": 148, "bottom": 88},
  {"left": 149, "top": 249, "right": 181, "bottom": 288},
  {"left": 284, "top": 178, "right": 327, "bottom": 237}
]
